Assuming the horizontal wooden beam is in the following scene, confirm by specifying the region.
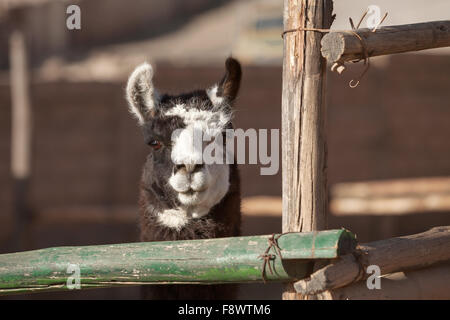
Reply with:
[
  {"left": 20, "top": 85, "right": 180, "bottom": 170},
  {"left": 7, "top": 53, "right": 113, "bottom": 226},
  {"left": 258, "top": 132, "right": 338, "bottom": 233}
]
[
  {"left": 333, "top": 177, "right": 450, "bottom": 198},
  {"left": 331, "top": 194, "right": 450, "bottom": 215},
  {"left": 0, "top": 229, "right": 356, "bottom": 295},
  {"left": 294, "top": 226, "right": 450, "bottom": 295},
  {"left": 331, "top": 177, "right": 450, "bottom": 215},
  {"left": 320, "top": 262, "right": 450, "bottom": 300},
  {"left": 321, "top": 20, "right": 450, "bottom": 64}
]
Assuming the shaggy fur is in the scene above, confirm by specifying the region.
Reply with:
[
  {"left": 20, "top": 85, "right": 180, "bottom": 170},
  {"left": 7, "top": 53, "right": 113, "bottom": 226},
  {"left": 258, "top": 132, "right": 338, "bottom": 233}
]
[
  {"left": 125, "top": 58, "right": 242, "bottom": 300},
  {"left": 139, "top": 162, "right": 240, "bottom": 300}
]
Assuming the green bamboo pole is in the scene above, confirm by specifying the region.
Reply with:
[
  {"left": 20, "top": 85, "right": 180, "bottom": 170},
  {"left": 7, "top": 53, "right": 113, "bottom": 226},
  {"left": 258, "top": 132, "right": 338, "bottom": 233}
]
[{"left": 0, "top": 229, "right": 356, "bottom": 295}]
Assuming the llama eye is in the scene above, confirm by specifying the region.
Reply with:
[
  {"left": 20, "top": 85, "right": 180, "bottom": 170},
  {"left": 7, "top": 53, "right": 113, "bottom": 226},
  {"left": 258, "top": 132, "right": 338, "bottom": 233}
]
[{"left": 148, "top": 140, "right": 162, "bottom": 150}]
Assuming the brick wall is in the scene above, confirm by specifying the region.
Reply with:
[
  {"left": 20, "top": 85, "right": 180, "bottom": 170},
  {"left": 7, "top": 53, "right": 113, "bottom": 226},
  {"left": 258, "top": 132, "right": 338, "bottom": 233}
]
[{"left": 1, "top": 53, "right": 450, "bottom": 237}]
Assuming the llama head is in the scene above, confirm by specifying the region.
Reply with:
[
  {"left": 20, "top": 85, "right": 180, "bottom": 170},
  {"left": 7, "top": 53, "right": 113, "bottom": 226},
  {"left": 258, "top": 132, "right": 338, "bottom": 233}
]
[{"left": 126, "top": 58, "right": 241, "bottom": 230}]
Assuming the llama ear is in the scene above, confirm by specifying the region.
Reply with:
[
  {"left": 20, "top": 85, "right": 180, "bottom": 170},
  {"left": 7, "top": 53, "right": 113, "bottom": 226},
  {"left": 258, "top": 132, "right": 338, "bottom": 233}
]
[
  {"left": 207, "top": 57, "right": 241, "bottom": 106},
  {"left": 126, "top": 63, "right": 159, "bottom": 125}
]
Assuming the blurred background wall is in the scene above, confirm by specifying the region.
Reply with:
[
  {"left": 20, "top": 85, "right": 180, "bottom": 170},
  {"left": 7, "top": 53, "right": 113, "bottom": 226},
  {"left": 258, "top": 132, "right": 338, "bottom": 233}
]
[{"left": 0, "top": 0, "right": 449, "bottom": 299}]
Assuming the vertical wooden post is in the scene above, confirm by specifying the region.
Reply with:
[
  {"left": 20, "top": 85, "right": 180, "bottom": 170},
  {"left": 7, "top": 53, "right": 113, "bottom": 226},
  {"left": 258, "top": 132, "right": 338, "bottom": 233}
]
[
  {"left": 281, "top": 0, "right": 333, "bottom": 299},
  {"left": 9, "top": 9, "right": 33, "bottom": 251}
]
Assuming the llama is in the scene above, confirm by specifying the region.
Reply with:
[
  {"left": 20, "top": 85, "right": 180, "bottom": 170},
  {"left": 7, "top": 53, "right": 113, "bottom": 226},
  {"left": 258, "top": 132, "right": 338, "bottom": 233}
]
[{"left": 125, "top": 58, "right": 242, "bottom": 299}]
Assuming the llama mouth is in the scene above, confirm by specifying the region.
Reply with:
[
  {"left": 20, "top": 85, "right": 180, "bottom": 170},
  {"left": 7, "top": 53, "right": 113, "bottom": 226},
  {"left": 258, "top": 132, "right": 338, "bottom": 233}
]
[
  {"left": 177, "top": 188, "right": 206, "bottom": 206},
  {"left": 180, "top": 189, "right": 196, "bottom": 195},
  {"left": 178, "top": 189, "right": 200, "bottom": 202},
  {"left": 179, "top": 187, "right": 207, "bottom": 195}
]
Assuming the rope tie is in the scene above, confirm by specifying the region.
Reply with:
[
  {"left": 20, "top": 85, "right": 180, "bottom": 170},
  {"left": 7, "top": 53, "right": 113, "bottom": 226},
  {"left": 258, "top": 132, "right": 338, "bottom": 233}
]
[
  {"left": 351, "top": 246, "right": 370, "bottom": 282},
  {"left": 258, "top": 234, "right": 283, "bottom": 283},
  {"left": 281, "top": 11, "right": 388, "bottom": 88}
]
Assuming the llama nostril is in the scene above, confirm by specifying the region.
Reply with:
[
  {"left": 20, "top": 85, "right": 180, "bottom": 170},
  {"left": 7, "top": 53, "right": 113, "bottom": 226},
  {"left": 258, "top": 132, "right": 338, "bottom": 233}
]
[
  {"left": 176, "top": 163, "right": 204, "bottom": 174},
  {"left": 175, "top": 163, "right": 204, "bottom": 174},
  {"left": 194, "top": 164, "right": 204, "bottom": 171}
]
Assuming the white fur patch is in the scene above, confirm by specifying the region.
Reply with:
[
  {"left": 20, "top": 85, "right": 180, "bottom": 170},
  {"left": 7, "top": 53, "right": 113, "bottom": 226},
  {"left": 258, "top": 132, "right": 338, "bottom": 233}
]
[
  {"left": 207, "top": 85, "right": 224, "bottom": 106},
  {"left": 165, "top": 103, "right": 231, "bottom": 136},
  {"left": 187, "top": 164, "right": 229, "bottom": 217},
  {"left": 164, "top": 102, "right": 231, "bottom": 224},
  {"left": 157, "top": 209, "right": 188, "bottom": 231},
  {"left": 167, "top": 103, "right": 231, "bottom": 165},
  {"left": 169, "top": 171, "right": 192, "bottom": 193},
  {"left": 170, "top": 124, "right": 204, "bottom": 166},
  {"left": 169, "top": 163, "right": 230, "bottom": 219}
]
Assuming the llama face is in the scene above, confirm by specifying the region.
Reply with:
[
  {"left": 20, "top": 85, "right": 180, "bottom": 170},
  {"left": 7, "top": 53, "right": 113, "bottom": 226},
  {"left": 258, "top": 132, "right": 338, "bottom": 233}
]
[{"left": 126, "top": 58, "right": 241, "bottom": 230}]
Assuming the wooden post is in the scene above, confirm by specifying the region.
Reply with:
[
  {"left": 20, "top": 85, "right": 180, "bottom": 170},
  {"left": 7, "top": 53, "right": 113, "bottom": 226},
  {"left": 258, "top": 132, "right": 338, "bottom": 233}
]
[
  {"left": 9, "top": 9, "right": 33, "bottom": 251},
  {"left": 281, "top": 0, "right": 333, "bottom": 299},
  {"left": 321, "top": 20, "right": 450, "bottom": 65}
]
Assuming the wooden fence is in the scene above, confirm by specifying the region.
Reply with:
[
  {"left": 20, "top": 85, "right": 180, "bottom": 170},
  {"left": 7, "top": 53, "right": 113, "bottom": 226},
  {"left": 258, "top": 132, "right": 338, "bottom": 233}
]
[
  {"left": 0, "top": 230, "right": 356, "bottom": 295},
  {"left": 2, "top": 0, "right": 450, "bottom": 300}
]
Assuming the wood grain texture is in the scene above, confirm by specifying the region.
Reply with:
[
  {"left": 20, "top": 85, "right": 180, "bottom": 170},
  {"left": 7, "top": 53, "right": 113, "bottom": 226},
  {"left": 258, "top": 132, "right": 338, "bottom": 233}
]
[
  {"left": 321, "top": 20, "right": 450, "bottom": 64},
  {"left": 318, "top": 262, "right": 450, "bottom": 300},
  {"left": 281, "top": 0, "right": 333, "bottom": 299},
  {"left": 294, "top": 226, "right": 450, "bottom": 295},
  {"left": 0, "top": 230, "right": 356, "bottom": 295}
]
